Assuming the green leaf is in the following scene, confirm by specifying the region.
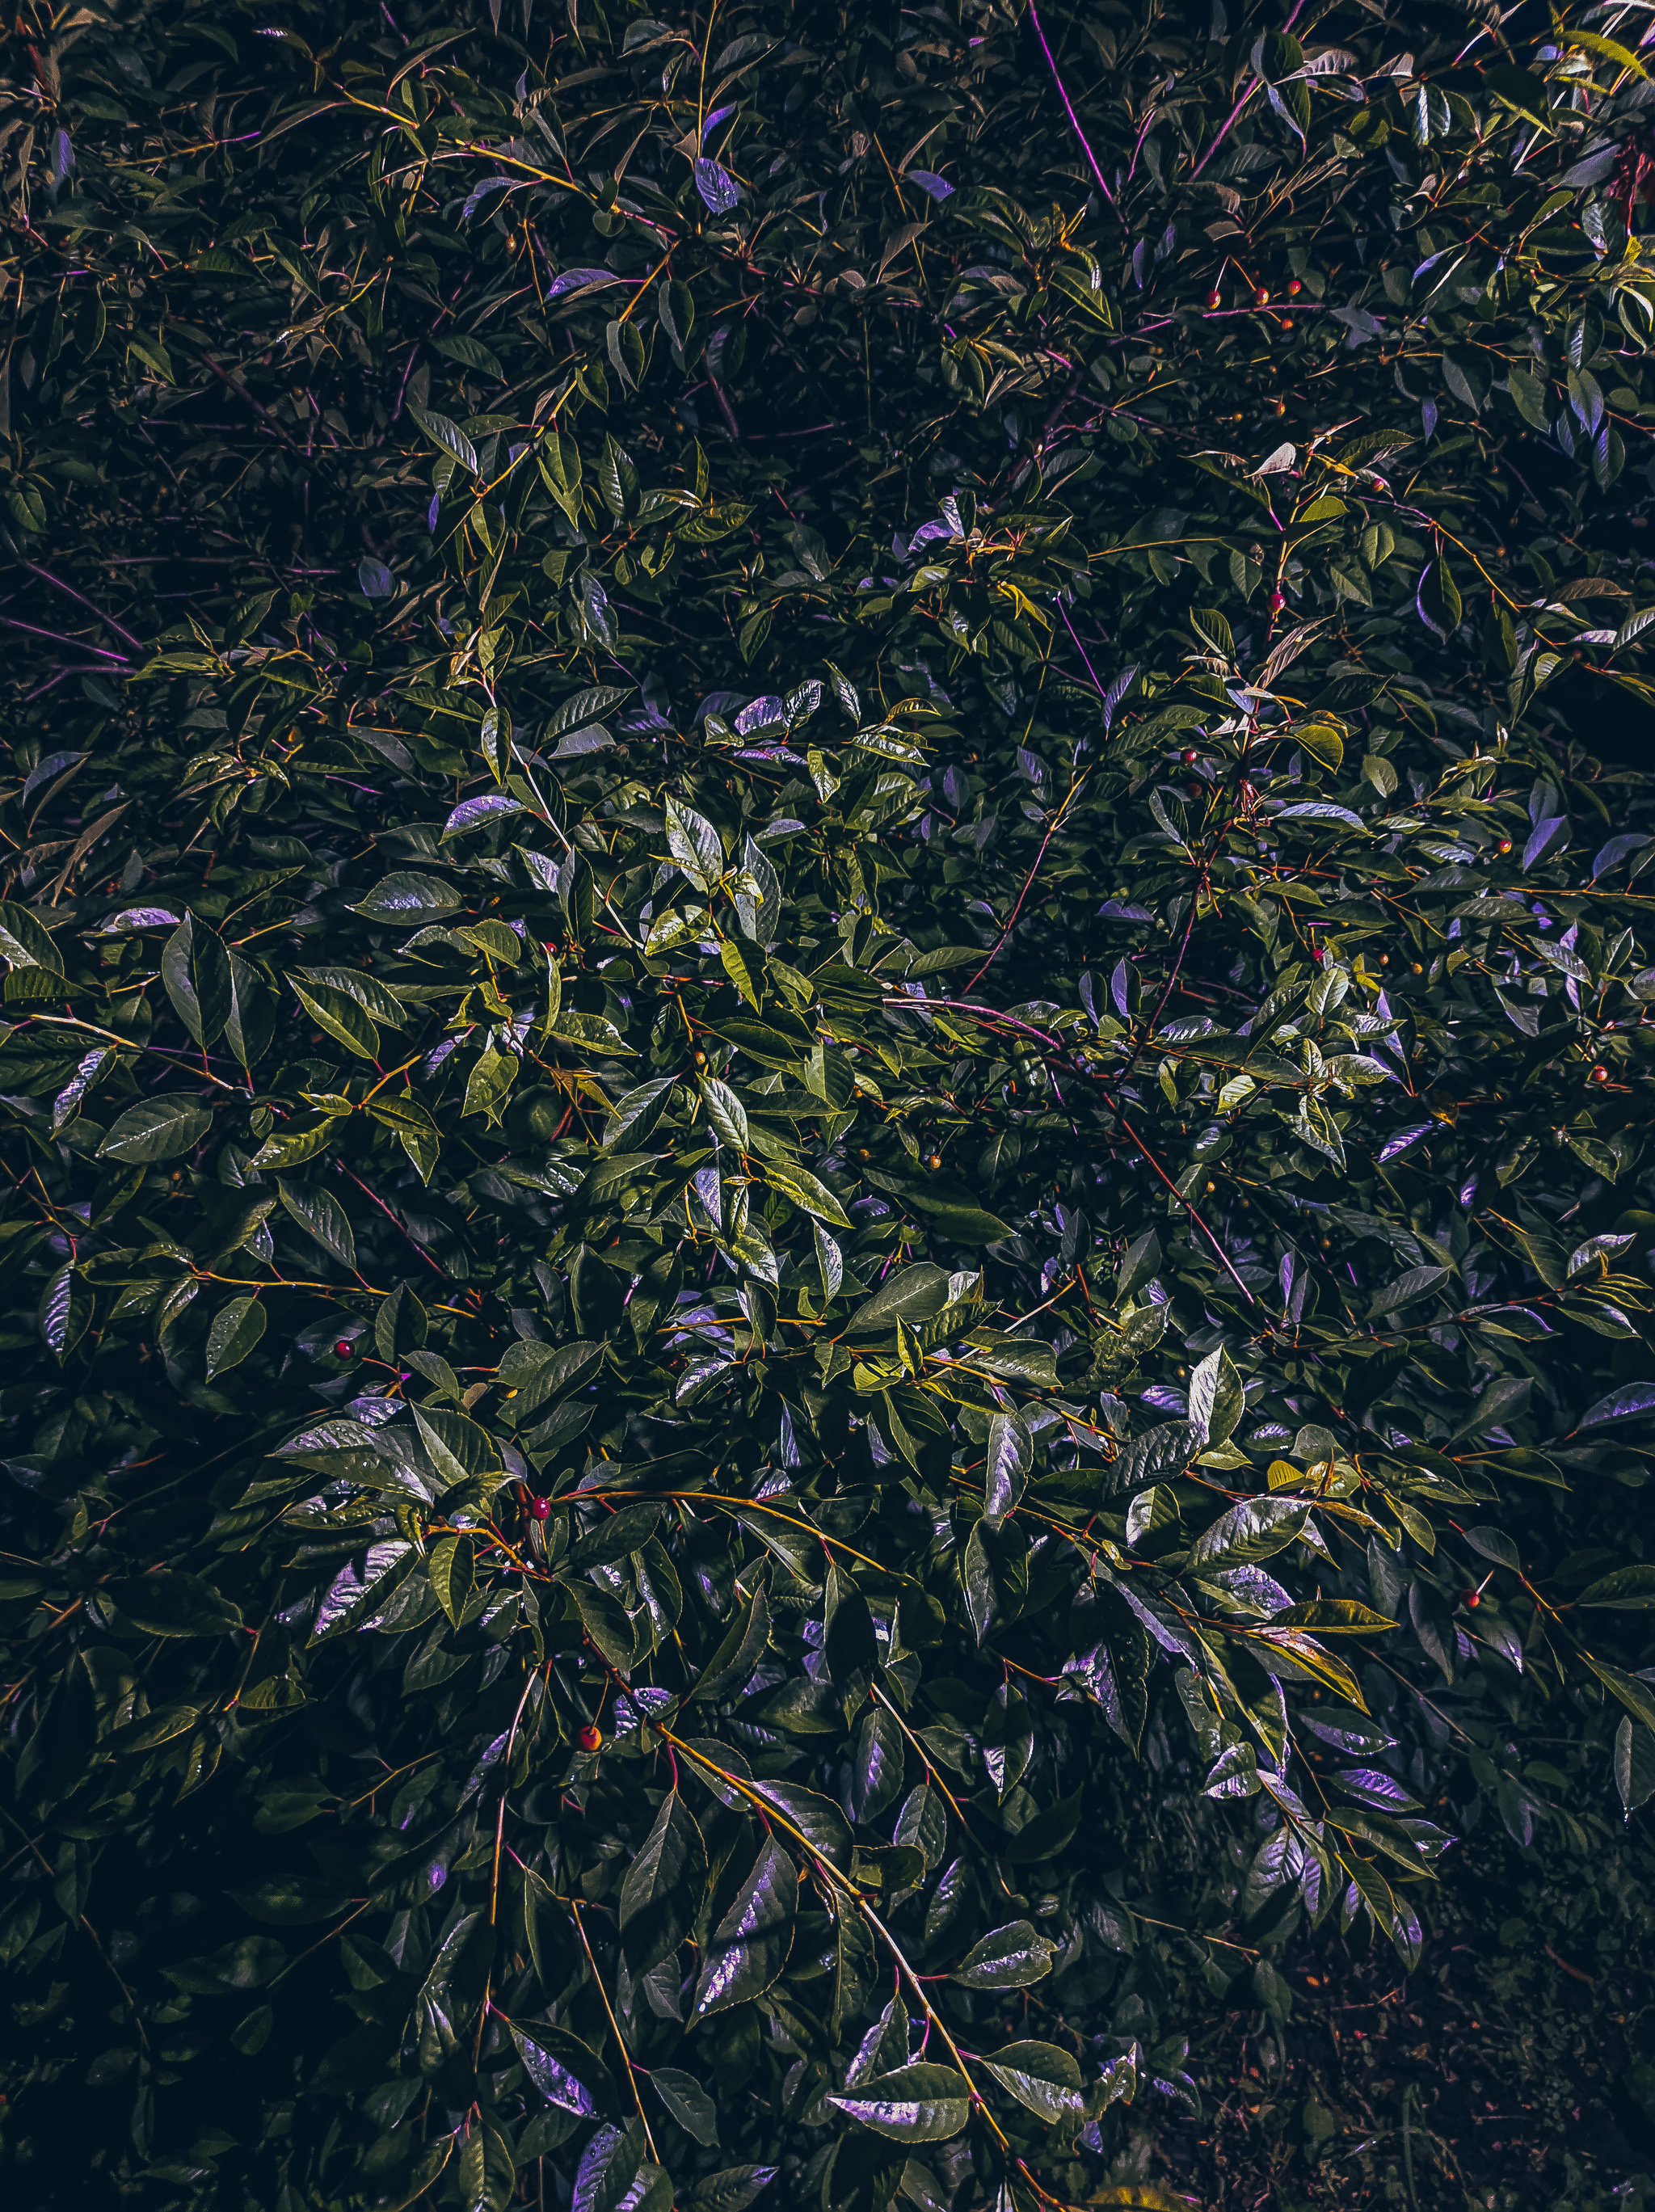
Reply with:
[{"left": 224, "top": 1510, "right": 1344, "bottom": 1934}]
[
  {"left": 38, "top": 1262, "right": 90, "bottom": 1363},
  {"left": 1188, "top": 1498, "right": 1309, "bottom": 1571},
  {"left": 700, "top": 1074, "right": 748, "bottom": 1148},
  {"left": 1616, "top": 1717, "right": 1655, "bottom": 1814},
  {"left": 689, "top": 1583, "right": 771, "bottom": 1704},
  {"left": 290, "top": 976, "right": 379, "bottom": 1060},
  {"left": 649, "top": 2066, "right": 720, "bottom": 2146},
  {"left": 464, "top": 1042, "right": 518, "bottom": 1125},
  {"left": 428, "top": 1535, "right": 475, "bottom": 1626},
  {"left": 975, "top": 2038, "right": 1084, "bottom": 2121},
  {"left": 276, "top": 1178, "right": 357, "bottom": 1270},
  {"left": 204, "top": 1295, "right": 266, "bottom": 1378},
  {"left": 567, "top": 1581, "right": 638, "bottom": 1671},
  {"left": 752, "top": 1776, "right": 853, "bottom": 1869},
  {"left": 1577, "top": 1566, "right": 1655, "bottom": 1609},
  {"left": 413, "top": 1404, "right": 503, "bottom": 1487},
  {"left": 948, "top": 1919, "right": 1055, "bottom": 1989},
  {"left": 846, "top": 1265, "right": 955, "bottom": 1338},
  {"left": 409, "top": 402, "right": 479, "bottom": 478},
  {"left": 0, "top": 900, "right": 67, "bottom": 974},
  {"left": 229, "top": 1874, "right": 344, "bottom": 1925},
  {"left": 619, "top": 1789, "right": 707, "bottom": 1973},
  {"left": 103, "top": 1570, "right": 243, "bottom": 1638},
  {"left": 761, "top": 1158, "right": 853, "bottom": 1228},
  {"left": 665, "top": 796, "right": 726, "bottom": 892},
  {"left": 982, "top": 1409, "right": 1031, "bottom": 1524},
  {"left": 1296, "top": 723, "right": 1344, "bottom": 773},
  {"left": 162, "top": 913, "right": 232, "bottom": 1049},
  {"left": 368, "top": 1094, "right": 442, "bottom": 1182},
  {"left": 97, "top": 1097, "right": 213, "bottom": 1163},
  {"left": 1267, "top": 1601, "right": 1396, "bottom": 1634},
  {"left": 828, "top": 2064, "right": 972, "bottom": 2142},
  {"left": 570, "top": 2123, "right": 642, "bottom": 2212},
  {"left": 903, "top": 1190, "right": 1015, "bottom": 1243},
  {"left": 851, "top": 1704, "right": 908, "bottom": 1825},
  {"left": 510, "top": 2020, "right": 621, "bottom": 2121},
  {"left": 351, "top": 871, "right": 461, "bottom": 924},
  {"left": 690, "top": 1836, "right": 798, "bottom": 2016},
  {"left": 684, "top": 2170, "right": 777, "bottom": 2212},
  {"left": 1369, "top": 1265, "right": 1450, "bottom": 1317}
]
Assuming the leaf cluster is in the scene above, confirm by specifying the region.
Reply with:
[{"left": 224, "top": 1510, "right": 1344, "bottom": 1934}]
[{"left": 2, "top": 0, "right": 1655, "bottom": 2207}]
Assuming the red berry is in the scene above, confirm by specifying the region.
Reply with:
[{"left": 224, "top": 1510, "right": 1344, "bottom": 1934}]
[
  {"left": 528, "top": 1495, "right": 552, "bottom": 1521},
  {"left": 1310, "top": 946, "right": 1326, "bottom": 966},
  {"left": 1268, "top": 591, "right": 1285, "bottom": 612},
  {"left": 1463, "top": 1589, "right": 1481, "bottom": 1610},
  {"left": 334, "top": 1339, "right": 352, "bottom": 1358},
  {"left": 1254, "top": 286, "right": 1269, "bottom": 307},
  {"left": 578, "top": 1725, "right": 603, "bottom": 1752},
  {"left": 1590, "top": 1065, "right": 1610, "bottom": 1083},
  {"left": 1181, "top": 748, "right": 1198, "bottom": 765},
  {"left": 1206, "top": 290, "right": 1221, "bottom": 310},
  {"left": 1287, "top": 279, "right": 1302, "bottom": 297},
  {"left": 1497, "top": 839, "right": 1513, "bottom": 855}
]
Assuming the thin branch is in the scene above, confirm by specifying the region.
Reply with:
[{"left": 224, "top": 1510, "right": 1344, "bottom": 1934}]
[{"left": 1025, "top": 0, "right": 1126, "bottom": 225}]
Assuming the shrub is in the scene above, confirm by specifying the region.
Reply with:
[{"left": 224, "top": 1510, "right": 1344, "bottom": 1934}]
[{"left": 2, "top": 2, "right": 1653, "bottom": 2206}]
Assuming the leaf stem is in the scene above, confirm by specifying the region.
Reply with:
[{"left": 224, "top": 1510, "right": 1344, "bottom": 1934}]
[{"left": 570, "top": 1897, "right": 659, "bottom": 2162}]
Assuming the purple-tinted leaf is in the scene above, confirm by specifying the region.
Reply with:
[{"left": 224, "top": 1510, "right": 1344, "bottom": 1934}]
[
  {"left": 695, "top": 158, "right": 742, "bottom": 213},
  {"left": 443, "top": 794, "right": 523, "bottom": 838},
  {"left": 1523, "top": 815, "right": 1568, "bottom": 868},
  {"left": 1581, "top": 1380, "right": 1655, "bottom": 1427},
  {"left": 461, "top": 175, "right": 521, "bottom": 221},
  {"left": 1332, "top": 1766, "right": 1421, "bottom": 1811},
  {"left": 1379, "top": 1122, "right": 1435, "bottom": 1162},
  {"left": 95, "top": 906, "right": 181, "bottom": 933},
  {"left": 1592, "top": 832, "right": 1649, "bottom": 878},
  {"left": 545, "top": 266, "right": 630, "bottom": 300}
]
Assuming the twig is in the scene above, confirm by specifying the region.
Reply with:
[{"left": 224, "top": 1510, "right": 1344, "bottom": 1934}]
[
  {"left": 19, "top": 562, "right": 143, "bottom": 650},
  {"left": 1117, "top": 1113, "right": 1260, "bottom": 1306},
  {"left": 0, "top": 617, "right": 128, "bottom": 661},
  {"left": 1025, "top": 0, "right": 1126, "bottom": 225},
  {"left": 963, "top": 769, "right": 1092, "bottom": 993},
  {"left": 570, "top": 1899, "right": 659, "bottom": 2161}
]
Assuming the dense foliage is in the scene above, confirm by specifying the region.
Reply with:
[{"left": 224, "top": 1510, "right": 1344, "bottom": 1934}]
[{"left": 3, "top": 0, "right": 1655, "bottom": 2205}]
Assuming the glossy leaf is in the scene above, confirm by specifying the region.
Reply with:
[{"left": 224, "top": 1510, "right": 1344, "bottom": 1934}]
[
  {"left": 828, "top": 2064, "right": 972, "bottom": 2142},
  {"left": 619, "top": 1789, "right": 707, "bottom": 1974},
  {"left": 690, "top": 1837, "right": 798, "bottom": 2017},
  {"left": 975, "top": 2038, "right": 1084, "bottom": 2121},
  {"left": 949, "top": 1919, "right": 1055, "bottom": 1990}
]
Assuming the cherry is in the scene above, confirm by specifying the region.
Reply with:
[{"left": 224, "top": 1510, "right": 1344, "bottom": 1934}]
[
  {"left": 1268, "top": 591, "right": 1286, "bottom": 612},
  {"left": 334, "top": 1339, "right": 353, "bottom": 1359},
  {"left": 1206, "top": 289, "right": 1222, "bottom": 310},
  {"left": 1462, "top": 1588, "right": 1481, "bottom": 1610},
  {"left": 1590, "top": 1065, "right": 1610, "bottom": 1083},
  {"left": 528, "top": 1494, "right": 552, "bottom": 1521},
  {"left": 578, "top": 1725, "right": 603, "bottom": 1752},
  {"left": 1497, "top": 839, "right": 1513, "bottom": 855},
  {"left": 1181, "top": 748, "right": 1199, "bottom": 765},
  {"left": 926, "top": 1153, "right": 942, "bottom": 1170},
  {"left": 1254, "top": 285, "right": 1270, "bottom": 306},
  {"left": 1310, "top": 945, "right": 1326, "bottom": 966},
  {"left": 1287, "top": 278, "right": 1302, "bottom": 296}
]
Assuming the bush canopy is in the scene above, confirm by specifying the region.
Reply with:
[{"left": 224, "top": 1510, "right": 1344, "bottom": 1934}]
[{"left": 2, "top": 0, "right": 1655, "bottom": 2206}]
